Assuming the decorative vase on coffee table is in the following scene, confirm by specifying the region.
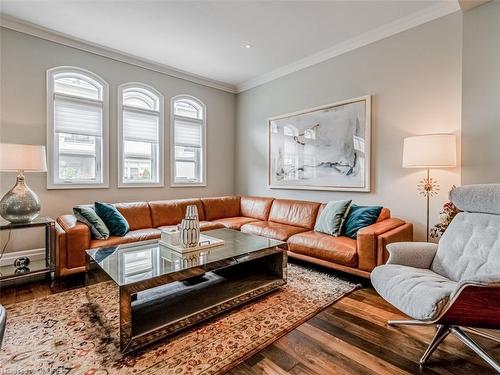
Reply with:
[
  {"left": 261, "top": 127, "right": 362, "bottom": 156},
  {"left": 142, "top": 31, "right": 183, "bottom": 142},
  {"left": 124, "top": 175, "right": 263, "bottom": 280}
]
[{"left": 180, "top": 205, "right": 200, "bottom": 248}]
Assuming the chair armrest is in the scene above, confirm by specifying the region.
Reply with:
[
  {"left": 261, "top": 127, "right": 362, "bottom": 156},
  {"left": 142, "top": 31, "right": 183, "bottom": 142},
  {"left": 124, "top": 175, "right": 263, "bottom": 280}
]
[
  {"left": 357, "top": 218, "right": 407, "bottom": 272},
  {"left": 386, "top": 242, "right": 438, "bottom": 269},
  {"left": 56, "top": 215, "right": 91, "bottom": 273}
]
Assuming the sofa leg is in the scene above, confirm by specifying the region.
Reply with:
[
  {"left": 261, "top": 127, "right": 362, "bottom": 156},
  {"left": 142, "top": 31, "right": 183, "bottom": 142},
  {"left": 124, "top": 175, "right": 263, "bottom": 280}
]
[
  {"left": 419, "top": 325, "right": 451, "bottom": 365},
  {"left": 452, "top": 327, "right": 500, "bottom": 373},
  {"left": 464, "top": 327, "right": 500, "bottom": 343},
  {"left": 388, "top": 319, "right": 429, "bottom": 326}
]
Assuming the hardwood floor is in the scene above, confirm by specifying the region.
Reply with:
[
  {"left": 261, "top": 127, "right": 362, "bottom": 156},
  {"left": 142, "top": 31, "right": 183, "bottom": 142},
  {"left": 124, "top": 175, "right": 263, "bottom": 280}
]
[
  {"left": 229, "top": 287, "right": 500, "bottom": 375},
  {"left": 1, "top": 273, "right": 499, "bottom": 374}
]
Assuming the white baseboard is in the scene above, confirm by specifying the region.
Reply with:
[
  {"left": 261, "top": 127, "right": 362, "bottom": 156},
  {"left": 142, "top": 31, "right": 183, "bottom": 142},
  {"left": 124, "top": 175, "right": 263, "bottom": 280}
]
[{"left": 0, "top": 248, "right": 45, "bottom": 267}]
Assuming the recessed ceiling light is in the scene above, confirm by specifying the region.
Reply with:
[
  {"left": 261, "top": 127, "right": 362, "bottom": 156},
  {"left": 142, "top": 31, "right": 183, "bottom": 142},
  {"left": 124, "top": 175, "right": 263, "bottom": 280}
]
[{"left": 244, "top": 44, "right": 253, "bottom": 49}]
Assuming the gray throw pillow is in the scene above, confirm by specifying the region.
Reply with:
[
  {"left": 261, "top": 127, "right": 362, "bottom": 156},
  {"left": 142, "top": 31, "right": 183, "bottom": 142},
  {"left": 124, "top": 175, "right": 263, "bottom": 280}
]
[
  {"left": 73, "top": 206, "right": 110, "bottom": 240},
  {"left": 314, "top": 200, "right": 352, "bottom": 236}
]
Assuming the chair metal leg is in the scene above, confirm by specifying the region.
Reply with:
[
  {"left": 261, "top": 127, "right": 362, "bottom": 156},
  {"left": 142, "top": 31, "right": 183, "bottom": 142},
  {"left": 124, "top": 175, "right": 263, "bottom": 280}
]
[
  {"left": 420, "top": 325, "right": 451, "bottom": 365},
  {"left": 452, "top": 327, "right": 500, "bottom": 373},
  {"left": 388, "top": 319, "right": 429, "bottom": 326},
  {"left": 387, "top": 319, "right": 500, "bottom": 371},
  {"left": 464, "top": 327, "right": 500, "bottom": 343}
]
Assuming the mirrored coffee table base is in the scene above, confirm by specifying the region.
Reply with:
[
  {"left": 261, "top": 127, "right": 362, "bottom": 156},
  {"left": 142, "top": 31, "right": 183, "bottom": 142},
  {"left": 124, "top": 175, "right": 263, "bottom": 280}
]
[{"left": 85, "top": 229, "right": 287, "bottom": 353}]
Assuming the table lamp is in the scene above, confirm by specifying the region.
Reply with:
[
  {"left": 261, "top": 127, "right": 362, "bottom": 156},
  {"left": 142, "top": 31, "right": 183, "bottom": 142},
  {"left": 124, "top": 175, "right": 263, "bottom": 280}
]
[
  {"left": 0, "top": 143, "right": 47, "bottom": 223},
  {"left": 402, "top": 134, "right": 456, "bottom": 241}
]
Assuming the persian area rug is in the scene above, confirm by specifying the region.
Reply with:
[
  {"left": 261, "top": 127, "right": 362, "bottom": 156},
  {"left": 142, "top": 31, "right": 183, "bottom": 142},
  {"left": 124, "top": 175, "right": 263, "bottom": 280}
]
[{"left": 0, "top": 264, "right": 358, "bottom": 375}]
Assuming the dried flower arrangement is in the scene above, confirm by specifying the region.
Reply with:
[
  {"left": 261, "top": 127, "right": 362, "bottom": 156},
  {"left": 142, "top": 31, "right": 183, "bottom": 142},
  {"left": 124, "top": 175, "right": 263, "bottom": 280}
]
[{"left": 430, "top": 188, "right": 461, "bottom": 238}]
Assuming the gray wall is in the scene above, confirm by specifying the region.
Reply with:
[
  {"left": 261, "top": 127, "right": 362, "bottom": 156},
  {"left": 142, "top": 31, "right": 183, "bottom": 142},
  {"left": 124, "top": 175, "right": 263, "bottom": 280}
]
[
  {"left": 235, "top": 13, "right": 462, "bottom": 241},
  {"left": 461, "top": 1, "right": 500, "bottom": 184},
  {"left": 0, "top": 28, "right": 236, "bottom": 252}
]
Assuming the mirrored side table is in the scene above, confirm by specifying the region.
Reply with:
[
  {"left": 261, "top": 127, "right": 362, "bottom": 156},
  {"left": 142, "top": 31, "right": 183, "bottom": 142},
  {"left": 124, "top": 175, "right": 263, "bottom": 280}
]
[{"left": 0, "top": 217, "right": 55, "bottom": 285}]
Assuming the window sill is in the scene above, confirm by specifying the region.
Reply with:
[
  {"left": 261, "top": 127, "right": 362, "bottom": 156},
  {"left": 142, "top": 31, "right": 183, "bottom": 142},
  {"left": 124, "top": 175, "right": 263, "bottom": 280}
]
[
  {"left": 171, "top": 183, "right": 207, "bottom": 188},
  {"left": 47, "top": 183, "right": 109, "bottom": 190},
  {"left": 118, "top": 182, "right": 165, "bottom": 188}
]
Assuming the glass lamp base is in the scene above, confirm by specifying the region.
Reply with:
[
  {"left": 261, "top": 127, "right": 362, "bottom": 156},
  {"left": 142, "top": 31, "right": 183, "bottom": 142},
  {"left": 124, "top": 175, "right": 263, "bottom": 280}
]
[{"left": 0, "top": 173, "right": 41, "bottom": 223}]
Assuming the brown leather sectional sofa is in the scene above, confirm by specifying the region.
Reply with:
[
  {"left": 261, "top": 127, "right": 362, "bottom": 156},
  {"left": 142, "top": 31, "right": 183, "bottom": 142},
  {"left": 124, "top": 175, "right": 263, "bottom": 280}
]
[{"left": 56, "top": 196, "right": 413, "bottom": 278}]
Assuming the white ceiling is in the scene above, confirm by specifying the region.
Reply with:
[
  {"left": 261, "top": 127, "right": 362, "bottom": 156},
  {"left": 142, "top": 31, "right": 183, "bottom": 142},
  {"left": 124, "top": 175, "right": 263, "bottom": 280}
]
[{"left": 0, "top": 1, "right": 459, "bottom": 92}]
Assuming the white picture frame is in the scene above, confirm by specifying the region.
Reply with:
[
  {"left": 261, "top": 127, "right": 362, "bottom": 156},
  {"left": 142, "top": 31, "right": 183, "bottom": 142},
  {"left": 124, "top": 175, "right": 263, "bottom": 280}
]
[{"left": 268, "top": 95, "right": 371, "bottom": 192}]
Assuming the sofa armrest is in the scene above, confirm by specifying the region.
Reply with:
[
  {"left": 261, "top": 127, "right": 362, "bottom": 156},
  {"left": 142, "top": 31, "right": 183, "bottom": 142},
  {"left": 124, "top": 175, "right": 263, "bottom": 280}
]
[
  {"left": 56, "top": 215, "right": 91, "bottom": 274},
  {"left": 386, "top": 242, "right": 438, "bottom": 269},
  {"left": 356, "top": 218, "right": 409, "bottom": 272}
]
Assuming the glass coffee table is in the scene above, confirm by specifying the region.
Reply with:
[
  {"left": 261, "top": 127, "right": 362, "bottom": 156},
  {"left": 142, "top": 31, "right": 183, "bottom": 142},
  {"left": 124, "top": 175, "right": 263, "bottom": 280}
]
[{"left": 85, "top": 228, "right": 287, "bottom": 353}]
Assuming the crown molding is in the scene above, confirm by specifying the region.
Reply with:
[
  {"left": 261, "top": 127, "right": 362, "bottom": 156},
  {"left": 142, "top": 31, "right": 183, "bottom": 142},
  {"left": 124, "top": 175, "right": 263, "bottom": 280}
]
[
  {"left": 236, "top": 1, "right": 461, "bottom": 93},
  {"left": 0, "top": 2, "right": 461, "bottom": 96},
  {"left": 458, "top": 0, "right": 491, "bottom": 12},
  {"left": 0, "top": 14, "right": 238, "bottom": 94}
]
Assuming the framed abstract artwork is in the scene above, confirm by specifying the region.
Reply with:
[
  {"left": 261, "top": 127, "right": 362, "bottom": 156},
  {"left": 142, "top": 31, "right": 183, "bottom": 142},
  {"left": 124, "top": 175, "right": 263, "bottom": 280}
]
[{"left": 268, "top": 95, "right": 371, "bottom": 192}]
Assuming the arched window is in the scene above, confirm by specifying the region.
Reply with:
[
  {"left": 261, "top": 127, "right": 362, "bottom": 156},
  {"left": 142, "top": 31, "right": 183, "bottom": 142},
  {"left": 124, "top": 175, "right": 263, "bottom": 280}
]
[
  {"left": 46, "top": 67, "right": 109, "bottom": 188},
  {"left": 171, "top": 95, "right": 206, "bottom": 186},
  {"left": 118, "top": 83, "right": 164, "bottom": 186}
]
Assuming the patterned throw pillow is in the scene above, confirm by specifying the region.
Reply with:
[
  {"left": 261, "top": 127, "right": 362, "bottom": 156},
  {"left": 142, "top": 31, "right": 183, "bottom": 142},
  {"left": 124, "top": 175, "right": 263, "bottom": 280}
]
[
  {"left": 94, "top": 202, "right": 129, "bottom": 236},
  {"left": 342, "top": 204, "right": 383, "bottom": 239},
  {"left": 73, "top": 206, "right": 110, "bottom": 240},
  {"left": 314, "top": 200, "right": 352, "bottom": 236}
]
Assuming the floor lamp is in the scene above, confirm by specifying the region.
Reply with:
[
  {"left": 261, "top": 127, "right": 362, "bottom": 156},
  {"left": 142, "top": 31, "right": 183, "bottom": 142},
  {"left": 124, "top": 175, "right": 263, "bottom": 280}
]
[{"left": 402, "top": 134, "right": 457, "bottom": 242}]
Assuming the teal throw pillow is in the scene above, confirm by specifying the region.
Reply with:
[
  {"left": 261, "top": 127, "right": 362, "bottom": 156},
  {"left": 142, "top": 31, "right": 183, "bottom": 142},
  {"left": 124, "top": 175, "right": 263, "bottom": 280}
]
[
  {"left": 314, "top": 200, "right": 352, "bottom": 236},
  {"left": 95, "top": 202, "right": 129, "bottom": 236},
  {"left": 73, "top": 206, "right": 110, "bottom": 240},
  {"left": 342, "top": 204, "right": 383, "bottom": 239}
]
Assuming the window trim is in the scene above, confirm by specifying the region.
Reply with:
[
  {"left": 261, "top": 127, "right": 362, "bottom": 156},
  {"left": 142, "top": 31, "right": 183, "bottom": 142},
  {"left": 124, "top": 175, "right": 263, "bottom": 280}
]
[
  {"left": 118, "top": 82, "right": 165, "bottom": 188},
  {"left": 46, "top": 66, "right": 109, "bottom": 189},
  {"left": 170, "top": 95, "right": 207, "bottom": 187}
]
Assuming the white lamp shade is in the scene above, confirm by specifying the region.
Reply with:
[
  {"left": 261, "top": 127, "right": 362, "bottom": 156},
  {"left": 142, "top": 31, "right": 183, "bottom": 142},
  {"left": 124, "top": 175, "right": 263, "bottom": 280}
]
[
  {"left": 402, "top": 134, "right": 456, "bottom": 168},
  {"left": 0, "top": 143, "right": 47, "bottom": 172}
]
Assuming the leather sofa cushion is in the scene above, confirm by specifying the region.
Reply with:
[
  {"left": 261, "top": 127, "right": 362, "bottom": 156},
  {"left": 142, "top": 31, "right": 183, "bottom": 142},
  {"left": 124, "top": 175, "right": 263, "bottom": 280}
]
[
  {"left": 241, "top": 221, "right": 308, "bottom": 241},
  {"left": 287, "top": 231, "right": 358, "bottom": 267},
  {"left": 199, "top": 221, "right": 226, "bottom": 231},
  {"left": 114, "top": 202, "right": 152, "bottom": 230},
  {"left": 214, "top": 217, "right": 260, "bottom": 230},
  {"left": 90, "top": 222, "right": 224, "bottom": 249},
  {"left": 157, "top": 221, "right": 225, "bottom": 233},
  {"left": 240, "top": 196, "right": 274, "bottom": 220},
  {"left": 202, "top": 196, "right": 241, "bottom": 221},
  {"left": 90, "top": 228, "right": 161, "bottom": 248},
  {"left": 268, "top": 199, "right": 320, "bottom": 229},
  {"left": 149, "top": 199, "right": 205, "bottom": 227}
]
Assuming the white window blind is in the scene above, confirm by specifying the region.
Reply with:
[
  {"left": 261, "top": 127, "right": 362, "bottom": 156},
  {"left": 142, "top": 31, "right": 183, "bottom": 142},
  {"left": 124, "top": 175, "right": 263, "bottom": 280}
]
[
  {"left": 54, "top": 97, "right": 103, "bottom": 137},
  {"left": 174, "top": 119, "right": 201, "bottom": 147},
  {"left": 123, "top": 110, "right": 159, "bottom": 143}
]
